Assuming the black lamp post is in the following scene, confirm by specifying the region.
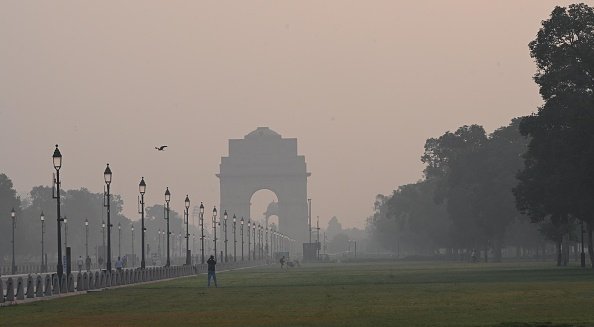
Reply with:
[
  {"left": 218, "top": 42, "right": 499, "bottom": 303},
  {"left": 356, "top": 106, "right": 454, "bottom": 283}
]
[
  {"left": 164, "top": 187, "right": 171, "bottom": 267},
  {"left": 101, "top": 220, "right": 106, "bottom": 268},
  {"left": 233, "top": 214, "right": 237, "bottom": 262},
  {"left": 224, "top": 210, "right": 228, "bottom": 262},
  {"left": 84, "top": 218, "right": 89, "bottom": 268},
  {"left": 103, "top": 163, "right": 113, "bottom": 271},
  {"left": 118, "top": 222, "right": 121, "bottom": 258},
  {"left": 240, "top": 217, "right": 244, "bottom": 262},
  {"left": 199, "top": 202, "right": 205, "bottom": 264},
  {"left": 41, "top": 212, "right": 46, "bottom": 272},
  {"left": 185, "top": 195, "right": 191, "bottom": 265},
  {"left": 212, "top": 207, "right": 218, "bottom": 258},
  {"left": 64, "top": 216, "right": 68, "bottom": 249},
  {"left": 11, "top": 208, "right": 16, "bottom": 274},
  {"left": 139, "top": 177, "right": 146, "bottom": 269},
  {"left": 247, "top": 220, "right": 251, "bottom": 262},
  {"left": 52, "top": 144, "right": 64, "bottom": 280},
  {"left": 252, "top": 223, "right": 256, "bottom": 261},
  {"left": 131, "top": 225, "right": 135, "bottom": 267}
]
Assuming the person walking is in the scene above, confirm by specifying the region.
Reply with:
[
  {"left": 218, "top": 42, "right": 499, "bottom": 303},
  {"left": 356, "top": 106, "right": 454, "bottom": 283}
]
[
  {"left": 280, "top": 256, "right": 286, "bottom": 269},
  {"left": 115, "top": 256, "right": 123, "bottom": 271},
  {"left": 77, "top": 256, "right": 84, "bottom": 274},
  {"left": 207, "top": 255, "right": 218, "bottom": 288},
  {"left": 85, "top": 256, "right": 92, "bottom": 272}
]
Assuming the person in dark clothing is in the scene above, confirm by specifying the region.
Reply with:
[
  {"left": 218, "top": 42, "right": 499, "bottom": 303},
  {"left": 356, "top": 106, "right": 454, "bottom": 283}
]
[
  {"left": 207, "top": 255, "right": 218, "bottom": 287},
  {"left": 280, "top": 256, "right": 286, "bottom": 269}
]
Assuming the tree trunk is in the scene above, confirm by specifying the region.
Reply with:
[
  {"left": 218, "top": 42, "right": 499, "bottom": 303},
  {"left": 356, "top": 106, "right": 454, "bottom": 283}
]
[
  {"left": 493, "top": 240, "right": 502, "bottom": 263},
  {"left": 556, "top": 240, "right": 562, "bottom": 266},
  {"left": 587, "top": 223, "right": 594, "bottom": 268}
]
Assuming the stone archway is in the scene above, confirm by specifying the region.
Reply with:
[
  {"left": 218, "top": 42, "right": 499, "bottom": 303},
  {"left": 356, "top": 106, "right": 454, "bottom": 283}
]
[{"left": 217, "top": 127, "right": 310, "bottom": 243}]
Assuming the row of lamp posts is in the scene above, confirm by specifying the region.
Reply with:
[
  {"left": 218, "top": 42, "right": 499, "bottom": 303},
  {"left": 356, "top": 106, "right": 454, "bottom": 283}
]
[{"left": 6, "top": 144, "right": 296, "bottom": 280}]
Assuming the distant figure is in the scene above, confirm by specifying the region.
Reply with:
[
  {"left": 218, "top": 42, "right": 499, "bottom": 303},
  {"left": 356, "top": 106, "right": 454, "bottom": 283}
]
[
  {"left": 77, "top": 256, "right": 84, "bottom": 273},
  {"left": 116, "top": 257, "right": 123, "bottom": 271},
  {"left": 85, "top": 256, "right": 92, "bottom": 272},
  {"left": 471, "top": 249, "right": 478, "bottom": 263},
  {"left": 280, "top": 256, "right": 286, "bottom": 269},
  {"left": 98, "top": 256, "right": 104, "bottom": 268},
  {"left": 207, "top": 255, "right": 218, "bottom": 288},
  {"left": 155, "top": 145, "right": 168, "bottom": 151}
]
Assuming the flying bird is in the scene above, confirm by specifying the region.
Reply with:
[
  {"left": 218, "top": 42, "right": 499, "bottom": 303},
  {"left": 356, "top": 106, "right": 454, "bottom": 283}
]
[{"left": 155, "top": 145, "right": 168, "bottom": 151}]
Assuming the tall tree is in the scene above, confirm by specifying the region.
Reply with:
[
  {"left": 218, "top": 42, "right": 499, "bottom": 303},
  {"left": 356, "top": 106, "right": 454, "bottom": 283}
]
[{"left": 515, "top": 3, "right": 594, "bottom": 267}]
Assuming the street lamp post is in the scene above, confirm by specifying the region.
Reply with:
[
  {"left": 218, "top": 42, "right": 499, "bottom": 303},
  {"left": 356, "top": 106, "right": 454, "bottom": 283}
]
[
  {"left": 64, "top": 216, "right": 68, "bottom": 249},
  {"left": 247, "top": 220, "right": 251, "bottom": 262},
  {"left": 11, "top": 208, "right": 16, "bottom": 274},
  {"left": 240, "top": 217, "right": 244, "bottom": 262},
  {"left": 165, "top": 187, "right": 171, "bottom": 267},
  {"left": 212, "top": 207, "right": 218, "bottom": 258},
  {"left": 103, "top": 164, "right": 113, "bottom": 271},
  {"left": 101, "top": 221, "right": 106, "bottom": 268},
  {"left": 200, "top": 203, "right": 205, "bottom": 264},
  {"left": 118, "top": 222, "right": 121, "bottom": 258},
  {"left": 252, "top": 223, "right": 256, "bottom": 261},
  {"left": 224, "top": 210, "right": 228, "bottom": 262},
  {"left": 85, "top": 219, "right": 89, "bottom": 266},
  {"left": 139, "top": 177, "right": 146, "bottom": 269},
  {"left": 41, "top": 212, "right": 46, "bottom": 272},
  {"left": 185, "top": 195, "right": 191, "bottom": 265},
  {"left": 131, "top": 225, "right": 135, "bottom": 267},
  {"left": 52, "top": 144, "right": 64, "bottom": 280},
  {"left": 233, "top": 215, "right": 237, "bottom": 262}
]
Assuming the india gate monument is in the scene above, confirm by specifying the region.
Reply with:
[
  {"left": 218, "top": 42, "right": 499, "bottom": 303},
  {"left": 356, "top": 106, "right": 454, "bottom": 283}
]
[{"left": 217, "top": 127, "right": 310, "bottom": 244}]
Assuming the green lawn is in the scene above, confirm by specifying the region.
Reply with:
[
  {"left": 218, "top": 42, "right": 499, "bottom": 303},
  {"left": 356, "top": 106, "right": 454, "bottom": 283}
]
[{"left": 3, "top": 261, "right": 594, "bottom": 327}]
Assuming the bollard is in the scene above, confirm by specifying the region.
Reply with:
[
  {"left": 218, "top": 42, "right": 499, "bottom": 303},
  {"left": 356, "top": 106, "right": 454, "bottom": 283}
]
[
  {"left": 16, "top": 277, "right": 25, "bottom": 300},
  {"left": 52, "top": 275, "right": 60, "bottom": 295},
  {"left": 97, "top": 271, "right": 103, "bottom": 288},
  {"left": 60, "top": 274, "right": 68, "bottom": 293},
  {"left": 111, "top": 271, "right": 116, "bottom": 286},
  {"left": 115, "top": 271, "right": 121, "bottom": 286},
  {"left": 6, "top": 278, "right": 15, "bottom": 301},
  {"left": 26, "top": 275, "right": 35, "bottom": 298},
  {"left": 77, "top": 273, "right": 83, "bottom": 291},
  {"left": 88, "top": 273, "right": 95, "bottom": 290},
  {"left": 0, "top": 278, "right": 4, "bottom": 303},
  {"left": 36, "top": 275, "right": 43, "bottom": 298},
  {"left": 82, "top": 272, "right": 89, "bottom": 290},
  {"left": 44, "top": 275, "right": 53, "bottom": 296},
  {"left": 68, "top": 274, "right": 75, "bottom": 292}
]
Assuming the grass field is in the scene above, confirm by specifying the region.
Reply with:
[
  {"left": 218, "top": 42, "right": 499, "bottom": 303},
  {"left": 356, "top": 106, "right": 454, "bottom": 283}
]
[{"left": 2, "top": 261, "right": 594, "bottom": 327}]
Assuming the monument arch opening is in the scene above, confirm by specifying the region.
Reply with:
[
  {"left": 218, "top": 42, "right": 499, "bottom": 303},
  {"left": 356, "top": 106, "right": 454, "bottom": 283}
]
[{"left": 217, "top": 127, "right": 310, "bottom": 245}]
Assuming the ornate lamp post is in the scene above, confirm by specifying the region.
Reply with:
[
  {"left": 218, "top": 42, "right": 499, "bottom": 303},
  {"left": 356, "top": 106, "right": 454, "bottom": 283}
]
[
  {"left": 185, "top": 195, "right": 191, "bottom": 265},
  {"left": 212, "top": 207, "right": 218, "bottom": 258},
  {"left": 11, "top": 208, "right": 16, "bottom": 274},
  {"left": 118, "top": 222, "right": 121, "bottom": 258},
  {"left": 131, "top": 225, "right": 135, "bottom": 267},
  {"left": 64, "top": 216, "right": 68, "bottom": 249},
  {"left": 138, "top": 177, "right": 146, "bottom": 269},
  {"left": 199, "top": 202, "right": 205, "bottom": 264},
  {"left": 103, "top": 163, "right": 113, "bottom": 271},
  {"left": 164, "top": 187, "right": 171, "bottom": 267},
  {"left": 52, "top": 144, "right": 64, "bottom": 279},
  {"left": 223, "top": 210, "right": 228, "bottom": 262},
  {"left": 85, "top": 218, "right": 89, "bottom": 267},
  {"left": 101, "top": 220, "right": 106, "bottom": 268},
  {"left": 41, "top": 212, "right": 46, "bottom": 272},
  {"left": 240, "top": 217, "right": 244, "bottom": 262},
  {"left": 247, "top": 220, "right": 251, "bottom": 262},
  {"left": 252, "top": 223, "right": 256, "bottom": 261},
  {"left": 233, "top": 214, "right": 237, "bottom": 262},
  {"left": 157, "top": 229, "right": 161, "bottom": 260}
]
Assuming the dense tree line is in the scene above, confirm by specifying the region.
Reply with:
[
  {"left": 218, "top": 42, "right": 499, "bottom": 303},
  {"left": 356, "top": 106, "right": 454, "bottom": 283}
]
[{"left": 369, "top": 3, "right": 594, "bottom": 266}]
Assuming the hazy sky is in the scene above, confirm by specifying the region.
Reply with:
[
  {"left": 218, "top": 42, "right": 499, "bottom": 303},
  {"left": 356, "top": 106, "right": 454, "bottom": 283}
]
[{"left": 0, "top": 1, "right": 577, "bottom": 229}]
